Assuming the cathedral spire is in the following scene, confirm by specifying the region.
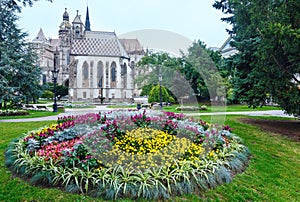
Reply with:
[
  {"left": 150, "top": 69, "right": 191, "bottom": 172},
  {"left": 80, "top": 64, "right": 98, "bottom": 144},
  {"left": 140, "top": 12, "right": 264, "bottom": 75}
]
[{"left": 85, "top": 6, "right": 91, "bottom": 31}]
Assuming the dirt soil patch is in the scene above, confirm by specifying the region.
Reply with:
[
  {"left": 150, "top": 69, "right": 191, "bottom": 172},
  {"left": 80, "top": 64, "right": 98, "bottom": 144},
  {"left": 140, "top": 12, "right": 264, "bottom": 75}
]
[{"left": 241, "top": 118, "right": 300, "bottom": 142}]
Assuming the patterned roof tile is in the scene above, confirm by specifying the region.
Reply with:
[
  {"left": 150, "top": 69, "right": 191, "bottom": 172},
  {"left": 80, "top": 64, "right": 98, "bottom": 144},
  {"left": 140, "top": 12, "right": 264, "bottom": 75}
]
[{"left": 71, "top": 31, "right": 128, "bottom": 58}]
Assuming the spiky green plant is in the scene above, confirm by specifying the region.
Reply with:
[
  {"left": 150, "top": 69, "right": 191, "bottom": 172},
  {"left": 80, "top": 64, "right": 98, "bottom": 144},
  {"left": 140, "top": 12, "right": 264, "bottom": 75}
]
[
  {"left": 134, "top": 169, "right": 156, "bottom": 199},
  {"left": 30, "top": 170, "right": 53, "bottom": 185}
]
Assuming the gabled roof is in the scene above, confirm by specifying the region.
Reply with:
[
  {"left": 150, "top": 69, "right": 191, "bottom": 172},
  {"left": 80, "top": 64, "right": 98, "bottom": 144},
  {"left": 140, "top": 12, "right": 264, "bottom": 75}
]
[
  {"left": 71, "top": 31, "right": 129, "bottom": 58},
  {"left": 119, "top": 39, "right": 145, "bottom": 55},
  {"left": 219, "top": 36, "right": 238, "bottom": 58},
  {"left": 73, "top": 11, "right": 83, "bottom": 24},
  {"left": 32, "top": 28, "right": 47, "bottom": 42},
  {"left": 219, "top": 36, "right": 232, "bottom": 51}
]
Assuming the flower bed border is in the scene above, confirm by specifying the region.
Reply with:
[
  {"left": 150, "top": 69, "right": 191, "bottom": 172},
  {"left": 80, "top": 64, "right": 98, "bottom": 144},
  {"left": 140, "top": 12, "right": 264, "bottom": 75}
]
[{"left": 5, "top": 110, "right": 250, "bottom": 200}]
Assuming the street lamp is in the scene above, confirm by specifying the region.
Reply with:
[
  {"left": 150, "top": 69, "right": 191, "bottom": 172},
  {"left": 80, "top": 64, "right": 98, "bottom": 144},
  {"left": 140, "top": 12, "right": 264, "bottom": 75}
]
[
  {"left": 159, "top": 73, "right": 162, "bottom": 110},
  {"left": 98, "top": 76, "right": 105, "bottom": 104},
  {"left": 52, "top": 48, "right": 59, "bottom": 112}
]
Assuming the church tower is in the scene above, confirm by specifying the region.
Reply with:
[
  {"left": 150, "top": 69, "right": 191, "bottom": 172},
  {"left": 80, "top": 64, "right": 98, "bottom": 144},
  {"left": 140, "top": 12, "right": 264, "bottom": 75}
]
[
  {"left": 72, "top": 10, "right": 84, "bottom": 38},
  {"left": 57, "top": 8, "right": 72, "bottom": 86},
  {"left": 85, "top": 6, "right": 91, "bottom": 31},
  {"left": 58, "top": 8, "right": 72, "bottom": 46}
]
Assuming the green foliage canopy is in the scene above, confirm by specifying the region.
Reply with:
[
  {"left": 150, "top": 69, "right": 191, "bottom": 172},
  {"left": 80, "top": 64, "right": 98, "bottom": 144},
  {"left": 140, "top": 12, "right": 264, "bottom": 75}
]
[
  {"left": 214, "top": 0, "right": 300, "bottom": 116},
  {"left": 0, "top": 0, "right": 42, "bottom": 106},
  {"left": 148, "top": 85, "right": 175, "bottom": 103},
  {"left": 183, "top": 40, "right": 227, "bottom": 100},
  {"left": 136, "top": 45, "right": 226, "bottom": 103}
]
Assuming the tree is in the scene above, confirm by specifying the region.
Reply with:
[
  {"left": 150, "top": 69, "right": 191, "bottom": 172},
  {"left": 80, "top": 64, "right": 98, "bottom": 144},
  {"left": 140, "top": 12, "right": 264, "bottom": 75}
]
[
  {"left": 136, "top": 52, "right": 185, "bottom": 100},
  {"left": 148, "top": 85, "right": 175, "bottom": 104},
  {"left": 41, "top": 90, "right": 54, "bottom": 99},
  {"left": 214, "top": 0, "right": 300, "bottom": 116},
  {"left": 136, "top": 52, "right": 176, "bottom": 88},
  {"left": 140, "top": 84, "right": 154, "bottom": 97},
  {"left": 2, "top": 0, "right": 52, "bottom": 12},
  {"left": 43, "top": 82, "right": 68, "bottom": 99},
  {"left": 0, "top": 0, "right": 42, "bottom": 107},
  {"left": 137, "top": 44, "right": 226, "bottom": 103},
  {"left": 183, "top": 40, "right": 227, "bottom": 101}
]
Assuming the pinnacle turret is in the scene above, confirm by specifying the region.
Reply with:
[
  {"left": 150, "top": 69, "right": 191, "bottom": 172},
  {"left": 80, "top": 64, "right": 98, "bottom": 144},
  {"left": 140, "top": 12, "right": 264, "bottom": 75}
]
[{"left": 85, "top": 6, "right": 91, "bottom": 31}]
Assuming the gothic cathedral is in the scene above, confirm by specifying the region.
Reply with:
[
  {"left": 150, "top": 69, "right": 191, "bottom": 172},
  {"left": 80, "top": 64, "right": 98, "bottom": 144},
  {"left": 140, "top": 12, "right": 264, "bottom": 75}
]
[{"left": 32, "top": 7, "right": 145, "bottom": 102}]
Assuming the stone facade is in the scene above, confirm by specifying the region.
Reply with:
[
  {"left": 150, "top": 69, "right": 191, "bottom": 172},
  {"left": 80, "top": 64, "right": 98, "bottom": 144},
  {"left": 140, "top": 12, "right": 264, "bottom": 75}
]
[{"left": 32, "top": 7, "right": 144, "bottom": 102}]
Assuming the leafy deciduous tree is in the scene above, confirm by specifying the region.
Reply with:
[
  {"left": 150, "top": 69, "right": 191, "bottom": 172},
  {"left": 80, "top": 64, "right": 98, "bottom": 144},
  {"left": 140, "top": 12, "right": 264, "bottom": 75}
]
[{"left": 183, "top": 40, "right": 227, "bottom": 101}]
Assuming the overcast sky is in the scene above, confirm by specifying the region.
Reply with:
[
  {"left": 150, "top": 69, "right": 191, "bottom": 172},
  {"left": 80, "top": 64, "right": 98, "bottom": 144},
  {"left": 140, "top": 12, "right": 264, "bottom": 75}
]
[{"left": 18, "top": 0, "right": 231, "bottom": 48}]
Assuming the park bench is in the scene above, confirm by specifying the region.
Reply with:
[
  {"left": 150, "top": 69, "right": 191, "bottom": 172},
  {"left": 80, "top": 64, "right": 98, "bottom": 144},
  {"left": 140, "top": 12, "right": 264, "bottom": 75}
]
[
  {"left": 141, "top": 104, "right": 151, "bottom": 108},
  {"left": 22, "top": 104, "right": 49, "bottom": 111},
  {"left": 24, "top": 104, "right": 36, "bottom": 110},
  {"left": 36, "top": 105, "right": 49, "bottom": 111}
]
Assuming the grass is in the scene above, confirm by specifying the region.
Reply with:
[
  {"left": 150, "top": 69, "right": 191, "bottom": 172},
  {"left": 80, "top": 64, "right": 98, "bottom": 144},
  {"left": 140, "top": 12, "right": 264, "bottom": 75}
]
[
  {"left": 106, "top": 103, "right": 280, "bottom": 113},
  {"left": 0, "top": 115, "right": 299, "bottom": 201},
  {"left": 163, "top": 104, "right": 280, "bottom": 113},
  {"left": 107, "top": 105, "right": 136, "bottom": 109},
  {"left": 0, "top": 110, "right": 62, "bottom": 120},
  {"left": 64, "top": 105, "right": 96, "bottom": 109}
]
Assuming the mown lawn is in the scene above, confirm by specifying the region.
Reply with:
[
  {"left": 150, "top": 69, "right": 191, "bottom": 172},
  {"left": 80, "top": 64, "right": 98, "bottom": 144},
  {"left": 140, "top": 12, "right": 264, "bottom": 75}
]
[
  {"left": 0, "top": 110, "right": 61, "bottom": 120},
  {"left": 163, "top": 104, "right": 280, "bottom": 113},
  {"left": 108, "top": 104, "right": 280, "bottom": 113},
  {"left": 0, "top": 116, "right": 299, "bottom": 201}
]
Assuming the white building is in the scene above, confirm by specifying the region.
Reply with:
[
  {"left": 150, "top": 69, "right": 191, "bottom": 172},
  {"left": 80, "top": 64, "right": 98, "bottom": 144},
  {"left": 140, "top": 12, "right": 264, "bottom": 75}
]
[
  {"left": 32, "top": 7, "right": 144, "bottom": 102},
  {"left": 219, "top": 36, "right": 238, "bottom": 58}
]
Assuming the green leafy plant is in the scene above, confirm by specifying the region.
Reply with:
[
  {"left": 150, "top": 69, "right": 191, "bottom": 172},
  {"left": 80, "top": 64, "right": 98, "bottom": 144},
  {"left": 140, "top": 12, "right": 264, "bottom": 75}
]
[{"left": 6, "top": 110, "right": 250, "bottom": 200}]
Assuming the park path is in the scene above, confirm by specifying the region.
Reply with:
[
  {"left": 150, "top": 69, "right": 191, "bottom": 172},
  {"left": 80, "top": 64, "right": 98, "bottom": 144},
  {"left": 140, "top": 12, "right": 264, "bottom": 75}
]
[
  {"left": 0, "top": 106, "right": 111, "bottom": 123},
  {"left": 0, "top": 106, "right": 295, "bottom": 123},
  {"left": 187, "top": 110, "right": 294, "bottom": 117}
]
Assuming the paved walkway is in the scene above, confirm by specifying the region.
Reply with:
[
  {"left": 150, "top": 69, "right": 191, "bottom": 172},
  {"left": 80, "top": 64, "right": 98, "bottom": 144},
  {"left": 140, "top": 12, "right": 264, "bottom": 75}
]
[
  {"left": 187, "top": 110, "right": 294, "bottom": 117},
  {"left": 0, "top": 106, "right": 295, "bottom": 123},
  {"left": 0, "top": 106, "right": 111, "bottom": 123}
]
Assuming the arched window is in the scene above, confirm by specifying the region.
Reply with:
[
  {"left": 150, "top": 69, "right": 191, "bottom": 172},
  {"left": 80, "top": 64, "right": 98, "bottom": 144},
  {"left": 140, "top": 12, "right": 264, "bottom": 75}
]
[
  {"left": 111, "top": 62, "right": 116, "bottom": 82},
  {"left": 122, "top": 63, "right": 127, "bottom": 89},
  {"left": 130, "top": 61, "right": 135, "bottom": 69},
  {"left": 121, "top": 63, "right": 127, "bottom": 76},
  {"left": 90, "top": 61, "right": 94, "bottom": 87},
  {"left": 75, "top": 26, "right": 80, "bottom": 38},
  {"left": 97, "top": 61, "right": 103, "bottom": 87},
  {"left": 64, "top": 79, "right": 69, "bottom": 87},
  {"left": 82, "top": 61, "right": 89, "bottom": 88},
  {"left": 66, "top": 50, "right": 70, "bottom": 65},
  {"left": 83, "top": 62, "right": 88, "bottom": 79}
]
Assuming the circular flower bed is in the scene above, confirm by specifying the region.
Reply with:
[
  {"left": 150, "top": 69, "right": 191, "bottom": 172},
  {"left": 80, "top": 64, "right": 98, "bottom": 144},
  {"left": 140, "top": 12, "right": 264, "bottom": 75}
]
[{"left": 5, "top": 110, "right": 250, "bottom": 200}]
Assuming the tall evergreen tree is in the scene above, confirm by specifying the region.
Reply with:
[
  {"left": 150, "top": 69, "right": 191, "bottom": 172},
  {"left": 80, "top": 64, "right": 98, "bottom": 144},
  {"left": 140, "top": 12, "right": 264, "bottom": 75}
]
[
  {"left": 0, "top": 0, "right": 42, "bottom": 107},
  {"left": 214, "top": 0, "right": 300, "bottom": 116}
]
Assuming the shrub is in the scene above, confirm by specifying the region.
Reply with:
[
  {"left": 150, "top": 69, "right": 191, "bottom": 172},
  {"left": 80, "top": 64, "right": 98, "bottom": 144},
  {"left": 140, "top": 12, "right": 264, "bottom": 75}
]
[
  {"left": 148, "top": 85, "right": 175, "bottom": 104},
  {"left": 41, "top": 90, "right": 54, "bottom": 99},
  {"left": 0, "top": 109, "right": 29, "bottom": 116}
]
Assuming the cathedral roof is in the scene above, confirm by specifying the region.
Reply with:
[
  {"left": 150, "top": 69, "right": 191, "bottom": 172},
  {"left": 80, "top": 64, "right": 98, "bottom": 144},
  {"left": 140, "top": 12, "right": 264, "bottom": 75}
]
[
  {"left": 71, "top": 31, "right": 129, "bottom": 58},
  {"left": 73, "top": 10, "right": 83, "bottom": 24},
  {"left": 119, "top": 39, "right": 145, "bottom": 55},
  {"left": 49, "top": 39, "right": 60, "bottom": 48},
  {"left": 32, "top": 28, "right": 48, "bottom": 43}
]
